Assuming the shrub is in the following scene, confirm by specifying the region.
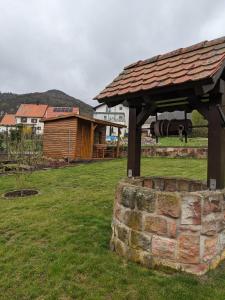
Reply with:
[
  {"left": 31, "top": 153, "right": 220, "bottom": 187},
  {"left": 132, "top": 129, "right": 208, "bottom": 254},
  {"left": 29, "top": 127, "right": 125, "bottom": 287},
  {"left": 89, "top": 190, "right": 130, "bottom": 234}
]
[
  {"left": 0, "top": 133, "right": 4, "bottom": 151},
  {"left": 191, "top": 110, "right": 208, "bottom": 137}
]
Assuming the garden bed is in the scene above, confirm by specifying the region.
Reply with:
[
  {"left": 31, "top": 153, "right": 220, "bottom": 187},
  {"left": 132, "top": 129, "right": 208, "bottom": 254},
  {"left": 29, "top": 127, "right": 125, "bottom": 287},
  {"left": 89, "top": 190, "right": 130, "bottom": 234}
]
[{"left": 4, "top": 189, "right": 39, "bottom": 198}]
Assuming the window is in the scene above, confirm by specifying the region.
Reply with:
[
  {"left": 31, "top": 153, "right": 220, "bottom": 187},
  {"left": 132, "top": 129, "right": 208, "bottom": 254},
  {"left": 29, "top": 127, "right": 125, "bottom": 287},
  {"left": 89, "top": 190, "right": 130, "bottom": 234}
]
[
  {"left": 36, "top": 126, "right": 41, "bottom": 131},
  {"left": 119, "top": 115, "right": 123, "bottom": 121},
  {"left": 21, "top": 117, "right": 27, "bottom": 123},
  {"left": 104, "top": 116, "right": 107, "bottom": 120},
  {"left": 119, "top": 106, "right": 123, "bottom": 111},
  {"left": 31, "top": 118, "right": 37, "bottom": 123}
]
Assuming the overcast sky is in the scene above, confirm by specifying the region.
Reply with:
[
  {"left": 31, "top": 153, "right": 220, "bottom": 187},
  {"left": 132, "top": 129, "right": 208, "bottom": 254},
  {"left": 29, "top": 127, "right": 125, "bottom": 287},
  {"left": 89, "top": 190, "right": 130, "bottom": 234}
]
[{"left": 0, "top": 0, "right": 225, "bottom": 106}]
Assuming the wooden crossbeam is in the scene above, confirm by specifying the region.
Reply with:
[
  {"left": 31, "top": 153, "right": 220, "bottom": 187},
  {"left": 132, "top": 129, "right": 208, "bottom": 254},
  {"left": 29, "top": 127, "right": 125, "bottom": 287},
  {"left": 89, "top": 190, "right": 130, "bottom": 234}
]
[
  {"left": 186, "top": 96, "right": 209, "bottom": 120},
  {"left": 216, "top": 104, "right": 225, "bottom": 127},
  {"left": 136, "top": 104, "right": 156, "bottom": 127}
]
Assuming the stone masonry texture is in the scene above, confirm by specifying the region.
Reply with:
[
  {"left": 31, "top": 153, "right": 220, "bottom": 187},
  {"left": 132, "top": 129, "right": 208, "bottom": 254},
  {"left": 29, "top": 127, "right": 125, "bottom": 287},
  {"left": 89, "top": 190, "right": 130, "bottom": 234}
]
[
  {"left": 111, "top": 176, "right": 225, "bottom": 275},
  {"left": 119, "top": 147, "right": 207, "bottom": 159}
]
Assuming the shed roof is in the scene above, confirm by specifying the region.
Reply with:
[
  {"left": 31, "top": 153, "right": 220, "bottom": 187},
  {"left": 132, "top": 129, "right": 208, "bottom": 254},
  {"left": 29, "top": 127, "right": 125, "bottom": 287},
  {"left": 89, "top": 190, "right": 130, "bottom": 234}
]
[
  {"left": 16, "top": 104, "right": 48, "bottom": 118},
  {"left": 95, "top": 36, "right": 225, "bottom": 101},
  {"left": 42, "top": 113, "right": 126, "bottom": 128},
  {"left": 0, "top": 114, "right": 16, "bottom": 126}
]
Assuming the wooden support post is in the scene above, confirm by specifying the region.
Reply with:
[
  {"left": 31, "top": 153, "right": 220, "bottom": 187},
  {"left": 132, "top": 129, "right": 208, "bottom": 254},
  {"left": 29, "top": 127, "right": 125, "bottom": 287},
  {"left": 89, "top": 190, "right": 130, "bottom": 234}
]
[
  {"left": 90, "top": 123, "right": 97, "bottom": 159},
  {"left": 207, "top": 89, "right": 225, "bottom": 189},
  {"left": 127, "top": 107, "right": 142, "bottom": 177},
  {"left": 155, "top": 113, "right": 159, "bottom": 143},
  {"left": 116, "top": 127, "right": 121, "bottom": 158},
  {"left": 184, "top": 111, "right": 188, "bottom": 143}
]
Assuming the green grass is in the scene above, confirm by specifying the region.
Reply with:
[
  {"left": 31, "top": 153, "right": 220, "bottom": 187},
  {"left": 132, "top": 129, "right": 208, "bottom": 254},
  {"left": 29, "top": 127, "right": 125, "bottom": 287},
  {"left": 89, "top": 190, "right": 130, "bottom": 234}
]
[
  {"left": 150, "top": 137, "right": 208, "bottom": 147},
  {"left": 0, "top": 158, "right": 224, "bottom": 299}
]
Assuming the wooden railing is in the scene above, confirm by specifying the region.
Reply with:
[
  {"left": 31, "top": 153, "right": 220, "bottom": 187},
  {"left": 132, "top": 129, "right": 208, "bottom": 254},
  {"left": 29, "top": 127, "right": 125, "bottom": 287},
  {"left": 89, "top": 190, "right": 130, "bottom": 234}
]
[{"left": 92, "top": 144, "right": 117, "bottom": 159}]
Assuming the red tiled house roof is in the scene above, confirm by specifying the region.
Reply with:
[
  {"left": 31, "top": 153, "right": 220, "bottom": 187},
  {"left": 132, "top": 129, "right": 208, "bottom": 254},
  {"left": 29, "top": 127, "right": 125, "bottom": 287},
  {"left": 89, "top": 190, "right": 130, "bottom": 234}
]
[
  {"left": 16, "top": 104, "right": 48, "bottom": 118},
  {"left": 44, "top": 106, "right": 79, "bottom": 119},
  {"left": 95, "top": 37, "right": 225, "bottom": 101},
  {"left": 0, "top": 114, "right": 16, "bottom": 126}
]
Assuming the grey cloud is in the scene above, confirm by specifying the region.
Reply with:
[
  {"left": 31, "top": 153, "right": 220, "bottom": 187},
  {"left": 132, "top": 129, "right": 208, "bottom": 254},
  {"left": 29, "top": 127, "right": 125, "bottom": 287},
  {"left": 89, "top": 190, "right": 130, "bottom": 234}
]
[{"left": 0, "top": 0, "right": 225, "bottom": 106}]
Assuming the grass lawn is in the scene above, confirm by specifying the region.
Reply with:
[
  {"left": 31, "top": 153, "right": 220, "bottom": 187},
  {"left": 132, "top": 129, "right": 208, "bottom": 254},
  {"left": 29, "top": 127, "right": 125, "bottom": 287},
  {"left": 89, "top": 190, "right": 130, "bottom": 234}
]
[
  {"left": 0, "top": 158, "right": 225, "bottom": 299},
  {"left": 151, "top": 137, "right": 208, "bottom": 147}
]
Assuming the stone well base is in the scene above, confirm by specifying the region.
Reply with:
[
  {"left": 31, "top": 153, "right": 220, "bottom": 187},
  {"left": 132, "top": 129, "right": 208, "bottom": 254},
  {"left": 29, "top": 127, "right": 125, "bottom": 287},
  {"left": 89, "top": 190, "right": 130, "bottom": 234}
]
[{"left": 110, "top": 177, "right": 225, "bottom": 275}]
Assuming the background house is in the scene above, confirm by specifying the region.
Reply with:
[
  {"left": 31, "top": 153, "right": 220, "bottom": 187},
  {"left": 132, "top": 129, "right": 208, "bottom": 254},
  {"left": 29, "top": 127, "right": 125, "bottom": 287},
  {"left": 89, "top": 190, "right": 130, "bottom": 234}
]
[
  {"left": 94, "top": 103, "right": 129, "bottom": 137},
  {"left": 15, "top": 104, "right": 48, "bottom": 134},
  {"left": 94, "top": 103, "right": 191, "bottom": 138},
  {"left": 15, "top": 104, "right": 80, "bottom": 134},
  {"left": 0, "top": 114, "right": 16, "bottom": 132}
]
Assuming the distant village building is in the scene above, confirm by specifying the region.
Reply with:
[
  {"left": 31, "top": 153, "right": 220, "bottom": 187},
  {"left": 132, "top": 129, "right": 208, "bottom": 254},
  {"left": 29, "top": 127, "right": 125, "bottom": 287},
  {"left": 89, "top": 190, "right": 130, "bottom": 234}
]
[
  {"left": 0, "top": 114, "right": 16, "bottom": 132},
  {"left": 94, "top": 103, "right": 129, "bottom": 137},
  {"left": 15, "top": 104, "right": 48, "bottom": 134},
  {"left": 15, "top": 104, "right": 79, "bottom": 134},
  {"left": 94, "top": 103, "right": 190, "bottom": 138}
]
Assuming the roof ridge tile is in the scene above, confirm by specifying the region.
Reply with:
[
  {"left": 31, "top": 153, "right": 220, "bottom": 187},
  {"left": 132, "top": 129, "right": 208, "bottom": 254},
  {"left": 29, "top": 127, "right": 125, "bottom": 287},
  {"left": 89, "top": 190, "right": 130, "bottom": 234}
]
[
  {"left": 95, "top": 36, "right": 225, "bottom": 101},
  {"left": 123, "top": 36, "right": 225, "bottom": 71}
]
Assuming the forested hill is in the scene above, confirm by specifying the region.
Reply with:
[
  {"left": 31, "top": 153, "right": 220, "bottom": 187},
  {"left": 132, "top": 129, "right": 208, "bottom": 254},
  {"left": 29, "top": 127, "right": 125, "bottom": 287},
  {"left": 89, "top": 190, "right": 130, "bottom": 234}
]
[{"left": 0, "top": 89, "right": 94, "bottom": 117}]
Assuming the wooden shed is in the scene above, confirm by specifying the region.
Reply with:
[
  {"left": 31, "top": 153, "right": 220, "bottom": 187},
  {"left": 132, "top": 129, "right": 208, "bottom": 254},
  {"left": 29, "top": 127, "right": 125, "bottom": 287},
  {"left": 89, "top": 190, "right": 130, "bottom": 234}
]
[{"left": 42, "top": 114, "right": 125, "bottom": 160}]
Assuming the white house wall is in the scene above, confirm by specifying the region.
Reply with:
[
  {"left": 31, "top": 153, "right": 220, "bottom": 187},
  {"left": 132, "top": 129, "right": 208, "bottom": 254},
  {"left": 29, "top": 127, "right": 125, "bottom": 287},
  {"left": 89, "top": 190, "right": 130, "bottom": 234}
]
[
  {"left": 16, "top": 117, "right": 44, "bottom": 134},
  {"left": 94, "top": 103, "right": 129, "bottom": 137},
  {"left": 94, "top": 104, "right": 191, "bottom": 138}
]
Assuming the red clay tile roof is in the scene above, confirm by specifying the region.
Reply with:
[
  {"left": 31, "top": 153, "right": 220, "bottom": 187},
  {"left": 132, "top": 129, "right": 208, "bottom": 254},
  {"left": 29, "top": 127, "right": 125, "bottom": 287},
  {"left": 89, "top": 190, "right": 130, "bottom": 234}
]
[
  {"left": 0, "top": 114, "right": 16, "bottom": 126},
  {"left": 95, "top": 36, "right": 225, "bottom": 101},
  {"left": 44, "top": 106, "right": 79, "bottom": 119},
  {"left": 16, "top": 104, "right": 48, "bottom": 118}
]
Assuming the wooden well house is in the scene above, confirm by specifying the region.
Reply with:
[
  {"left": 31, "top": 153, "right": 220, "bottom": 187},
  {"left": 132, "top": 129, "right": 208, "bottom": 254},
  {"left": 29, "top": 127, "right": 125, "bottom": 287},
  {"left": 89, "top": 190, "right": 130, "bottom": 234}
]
[
  {"left": 42, "top": 114, "right": 125, "bottom": 160},
  {"left": 95, "top": 36, "right": 225, "bottom": 190},
  {"left": 95, "top": 37, "right": 225, "bottom": 275}
]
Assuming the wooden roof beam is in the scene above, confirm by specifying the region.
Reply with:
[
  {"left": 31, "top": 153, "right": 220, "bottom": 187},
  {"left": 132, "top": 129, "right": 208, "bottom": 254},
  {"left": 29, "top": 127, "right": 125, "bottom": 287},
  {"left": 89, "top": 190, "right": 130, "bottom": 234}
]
[
  {"left": 100, "top": 80, "right": 211, "bottom": 108},
  {"left": 156, "top": 105, "right": 193, "bottom": 114},
  {"left": 136, "top": 103, "right": 157, "bottom": 127},
  {"left": 187, "top": 96, "right": 209, "bottom": 120}
]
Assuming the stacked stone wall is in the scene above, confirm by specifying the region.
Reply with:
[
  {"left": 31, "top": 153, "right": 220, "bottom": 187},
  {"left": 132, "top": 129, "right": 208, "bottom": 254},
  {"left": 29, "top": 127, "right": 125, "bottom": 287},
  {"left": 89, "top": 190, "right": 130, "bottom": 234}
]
[
  {"left": 119, "top": 147, "right": 207, "bottom": 159},
  {"left": 111, "top": 177, "right": 225, "bottom": 275}
]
